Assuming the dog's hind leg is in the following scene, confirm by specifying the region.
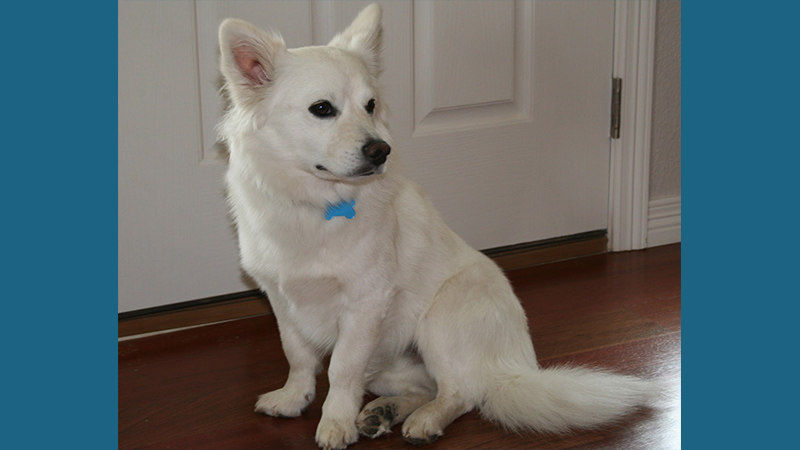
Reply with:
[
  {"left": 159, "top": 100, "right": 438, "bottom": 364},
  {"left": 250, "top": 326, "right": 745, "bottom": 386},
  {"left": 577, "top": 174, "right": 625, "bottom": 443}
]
[
  {"left": 357, "top": 354, "right": 436, "bottom": 439},
  {"left": 402, "top": 259, "right": 534, "bottom": 444},
  {"left": 401, "top": 385, "right": 472, "bottom": 445},
  {"left": 357, "top": 394, "right": 434, "bottom": 439}
]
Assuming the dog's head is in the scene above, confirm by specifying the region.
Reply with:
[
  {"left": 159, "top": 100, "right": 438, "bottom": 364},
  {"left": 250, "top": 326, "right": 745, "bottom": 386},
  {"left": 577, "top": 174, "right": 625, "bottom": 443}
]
[{"left": 218, "top": 3, "right": 391, "bottom": 182}]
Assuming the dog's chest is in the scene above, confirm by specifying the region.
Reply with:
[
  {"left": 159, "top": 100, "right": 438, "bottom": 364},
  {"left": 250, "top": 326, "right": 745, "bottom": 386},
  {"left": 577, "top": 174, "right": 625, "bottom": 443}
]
[
  {"left": 242, "top": 231, "right": 352, "bottom": 346},
  {"left": 241, "top": 219, "right": 364, "bottom": 280},
  {"left": 237, "top": 207, "right": 373, "bottom": 298},
  {"left": 279, "top": 275, "right": 345, "bottom": 346}
]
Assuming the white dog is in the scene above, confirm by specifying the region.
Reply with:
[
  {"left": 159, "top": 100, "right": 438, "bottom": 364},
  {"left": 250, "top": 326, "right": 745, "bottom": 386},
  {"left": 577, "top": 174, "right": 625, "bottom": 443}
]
[{"left": 218, "top": 4, "right": 653, "bottom": 449}]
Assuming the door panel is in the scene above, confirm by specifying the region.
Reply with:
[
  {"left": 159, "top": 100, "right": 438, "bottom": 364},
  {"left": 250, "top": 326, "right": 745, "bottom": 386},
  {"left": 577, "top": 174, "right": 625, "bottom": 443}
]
[{"left": 118, "top": 0, "right": 615, "bottom": 312}]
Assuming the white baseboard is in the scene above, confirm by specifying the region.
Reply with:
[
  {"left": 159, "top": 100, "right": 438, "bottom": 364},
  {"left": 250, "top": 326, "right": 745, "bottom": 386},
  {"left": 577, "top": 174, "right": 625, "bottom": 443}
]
[{"left": 647, "top": 196, "right": 681, "bottom": 247}]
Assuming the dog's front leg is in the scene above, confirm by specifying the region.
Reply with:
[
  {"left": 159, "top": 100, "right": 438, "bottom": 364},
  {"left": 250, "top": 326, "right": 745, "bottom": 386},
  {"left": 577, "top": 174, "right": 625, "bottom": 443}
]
[
  {"left": 315, "top": 305, "right": 385, "bottom": 450},
  {"left": 255, "top": 289, "right": 321, "bottom": 418}
]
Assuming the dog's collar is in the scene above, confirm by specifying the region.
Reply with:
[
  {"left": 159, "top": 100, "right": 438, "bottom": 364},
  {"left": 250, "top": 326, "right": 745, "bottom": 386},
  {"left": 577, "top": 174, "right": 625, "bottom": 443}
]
[{"left": 324, "top": 199, "right": 356, "bottom": 220}]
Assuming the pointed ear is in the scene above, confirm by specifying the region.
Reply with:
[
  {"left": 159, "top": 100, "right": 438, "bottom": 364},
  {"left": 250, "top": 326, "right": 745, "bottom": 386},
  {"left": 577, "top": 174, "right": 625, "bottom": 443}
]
[
  {"left": 218, "top": 18, "right": 286, "bottom": 108},
  {"left": 328, "top": 3, "right": 383, "bottom": 76}
]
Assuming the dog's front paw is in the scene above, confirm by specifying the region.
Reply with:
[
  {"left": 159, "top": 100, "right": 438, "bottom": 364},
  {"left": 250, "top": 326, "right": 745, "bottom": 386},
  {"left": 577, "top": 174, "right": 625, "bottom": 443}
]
[
  {"left": 315, "top": 416, "right": 359, "bottom": 450},
  {"left": 402, "top": 410, "right": 444, "bottom": 446},
  {"left": 255, "top": 387, "right": 314, "bottom": 418}
]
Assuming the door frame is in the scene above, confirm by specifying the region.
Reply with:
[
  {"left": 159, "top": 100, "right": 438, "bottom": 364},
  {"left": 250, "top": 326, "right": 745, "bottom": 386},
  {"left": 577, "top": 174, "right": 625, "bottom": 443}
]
[{"left": 608, "top": 0, "right": 657, "bottom": 251}]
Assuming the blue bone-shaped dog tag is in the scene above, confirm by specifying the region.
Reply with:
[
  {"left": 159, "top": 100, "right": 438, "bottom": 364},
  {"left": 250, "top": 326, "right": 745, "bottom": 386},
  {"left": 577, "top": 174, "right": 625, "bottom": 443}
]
[{"left": 324, "top": 199, "right": 356, "bottom": 220}]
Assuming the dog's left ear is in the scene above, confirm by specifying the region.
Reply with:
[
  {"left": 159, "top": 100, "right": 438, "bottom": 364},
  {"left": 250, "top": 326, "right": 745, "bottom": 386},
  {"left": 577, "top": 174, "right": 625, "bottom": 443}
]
[
  {"left": 218, "top": 18, "right": 286, "bottom": 108},
  {"left": 328, "top": 3, "right": 383, "bottom": 77}
]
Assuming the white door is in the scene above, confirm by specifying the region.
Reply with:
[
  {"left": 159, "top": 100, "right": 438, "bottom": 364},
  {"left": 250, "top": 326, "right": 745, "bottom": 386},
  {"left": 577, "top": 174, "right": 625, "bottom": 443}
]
[{"left": 118, "top": 0, "right": 616, "bottom": 313}]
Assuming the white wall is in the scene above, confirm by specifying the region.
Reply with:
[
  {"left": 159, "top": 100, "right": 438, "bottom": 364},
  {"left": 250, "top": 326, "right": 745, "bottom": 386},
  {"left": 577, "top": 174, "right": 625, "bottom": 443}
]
[
  {"left": 650, "top": 0, "right": 681, "bottom": 201},
  {"left": 645, "top": 0, "right": 681, "bottom": 248}
]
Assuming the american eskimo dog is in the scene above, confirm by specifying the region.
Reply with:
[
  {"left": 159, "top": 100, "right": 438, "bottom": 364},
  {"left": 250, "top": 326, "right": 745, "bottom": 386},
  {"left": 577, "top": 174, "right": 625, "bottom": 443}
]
[{"left": 217, "top": 4, "right": 653, "bottom": 449}]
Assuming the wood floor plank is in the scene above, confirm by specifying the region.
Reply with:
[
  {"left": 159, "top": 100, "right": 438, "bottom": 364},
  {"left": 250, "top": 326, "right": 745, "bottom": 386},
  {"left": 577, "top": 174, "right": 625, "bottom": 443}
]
[
  {"left": 531, "top": 308, "right": 670, "bottom": 360},
  {"left": 118, "top": 244, "right": 680, "bottom": 450},
  {"left": 545, "top": 334, "right": 682, "bottom": 450},
  {"left": 118, "top": 295, "right": 271, "bottom": 338}
]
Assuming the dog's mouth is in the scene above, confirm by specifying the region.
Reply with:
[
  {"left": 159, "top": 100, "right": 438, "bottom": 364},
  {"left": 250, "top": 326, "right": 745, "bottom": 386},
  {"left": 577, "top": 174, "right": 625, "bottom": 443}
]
[
  {"left": 352, "top": 165, "right": 381, "bottom": 177},
  {"left": 314, "top": 164, "right": 383, "bottom": 179}
]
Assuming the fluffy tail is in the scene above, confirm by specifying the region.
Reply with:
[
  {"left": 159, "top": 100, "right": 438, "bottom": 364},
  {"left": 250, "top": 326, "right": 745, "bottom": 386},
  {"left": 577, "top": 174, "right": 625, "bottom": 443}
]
[{"left": 481, "top": 365, "right": 655, "bottom": 434}]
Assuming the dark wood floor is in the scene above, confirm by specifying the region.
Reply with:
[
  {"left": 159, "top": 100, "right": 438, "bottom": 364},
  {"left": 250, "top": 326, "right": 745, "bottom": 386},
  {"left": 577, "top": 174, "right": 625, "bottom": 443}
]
[{"left": 119, "top": 244, "right": 680, "bottom": 450}]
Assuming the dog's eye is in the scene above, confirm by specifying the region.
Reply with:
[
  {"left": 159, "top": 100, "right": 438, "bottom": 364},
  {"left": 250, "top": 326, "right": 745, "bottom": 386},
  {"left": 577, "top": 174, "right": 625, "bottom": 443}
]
[
  {"left": 365, "top": 99, "right": 376, "bottom": 115},
  {"left": 309, "top": 101, "right": 336, "bottom": 118}
]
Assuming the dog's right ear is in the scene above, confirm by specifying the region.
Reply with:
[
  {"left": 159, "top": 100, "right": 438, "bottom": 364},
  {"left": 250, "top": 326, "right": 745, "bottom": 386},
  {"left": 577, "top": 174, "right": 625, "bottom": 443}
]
[
  {"left": 328, "top": 3, "right": 383, "bottom": 77},
  {"left": 218, "top": 19, "right": 286, "bottom": 108}
]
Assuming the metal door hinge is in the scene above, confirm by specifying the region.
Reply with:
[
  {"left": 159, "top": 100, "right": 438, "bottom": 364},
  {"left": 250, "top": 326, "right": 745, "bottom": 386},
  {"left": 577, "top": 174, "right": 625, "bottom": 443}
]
[{"left": 610, "top": 77, "right": 622, "bottom": 139}]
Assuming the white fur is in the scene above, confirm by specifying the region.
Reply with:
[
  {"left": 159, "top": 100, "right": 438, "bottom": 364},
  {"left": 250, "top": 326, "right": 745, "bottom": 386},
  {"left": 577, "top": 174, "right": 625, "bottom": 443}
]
[{"left": 217, "top": 4, "right": 654, "bottom": 449}]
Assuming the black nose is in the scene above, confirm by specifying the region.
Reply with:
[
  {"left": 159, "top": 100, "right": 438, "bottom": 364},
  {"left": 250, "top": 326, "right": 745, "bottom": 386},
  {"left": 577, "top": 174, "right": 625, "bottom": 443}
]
[{"left": 361, "top": 140, "right": 391, "bottom": 166}]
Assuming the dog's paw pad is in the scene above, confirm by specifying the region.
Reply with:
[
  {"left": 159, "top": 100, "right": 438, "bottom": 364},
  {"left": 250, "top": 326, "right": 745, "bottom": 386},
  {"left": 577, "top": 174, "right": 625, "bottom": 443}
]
[{"left": 356, "top": 403, "right": 397, "bottom": 438}]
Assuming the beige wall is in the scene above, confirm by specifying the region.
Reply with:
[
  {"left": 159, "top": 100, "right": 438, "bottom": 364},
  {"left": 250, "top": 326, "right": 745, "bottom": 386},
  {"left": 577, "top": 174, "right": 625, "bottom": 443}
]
[{"left": 650, "top": 0, "right": 681, "bottom": 200}]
